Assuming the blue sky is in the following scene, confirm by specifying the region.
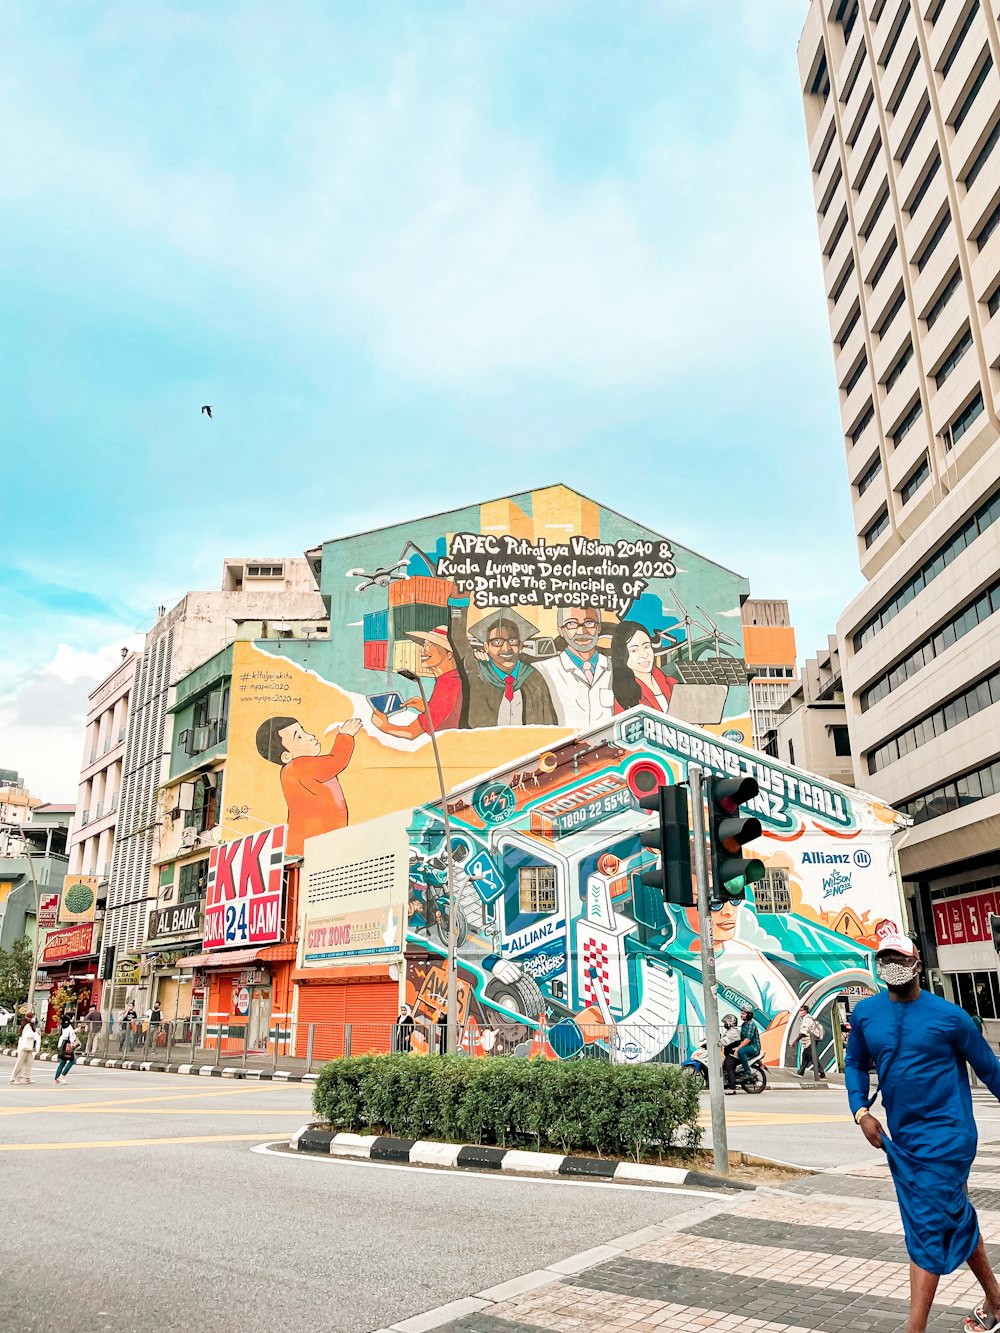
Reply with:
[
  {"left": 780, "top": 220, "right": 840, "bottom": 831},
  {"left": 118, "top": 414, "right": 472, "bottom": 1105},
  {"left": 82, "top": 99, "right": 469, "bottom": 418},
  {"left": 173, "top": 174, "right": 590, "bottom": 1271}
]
[{"left": 0, "top": 0, "right": 859, "bottom": 799}]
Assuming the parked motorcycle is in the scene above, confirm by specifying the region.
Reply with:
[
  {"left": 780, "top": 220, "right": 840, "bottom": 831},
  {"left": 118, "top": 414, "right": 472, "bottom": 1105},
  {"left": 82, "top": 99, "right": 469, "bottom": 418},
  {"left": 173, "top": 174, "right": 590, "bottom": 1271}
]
[{"left": 681, "top": 1041, "right": 767, "bottom": 1094}]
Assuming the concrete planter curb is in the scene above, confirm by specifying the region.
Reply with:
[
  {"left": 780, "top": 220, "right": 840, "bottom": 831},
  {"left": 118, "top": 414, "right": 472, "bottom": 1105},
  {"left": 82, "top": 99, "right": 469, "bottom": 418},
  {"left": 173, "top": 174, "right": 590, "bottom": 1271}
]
[
  {"left": 287, "top": 1122, "right": 754, "bottom": 1191},
  {"left": 1, "top": 1048, "right": 319, "bottom": 1084}
]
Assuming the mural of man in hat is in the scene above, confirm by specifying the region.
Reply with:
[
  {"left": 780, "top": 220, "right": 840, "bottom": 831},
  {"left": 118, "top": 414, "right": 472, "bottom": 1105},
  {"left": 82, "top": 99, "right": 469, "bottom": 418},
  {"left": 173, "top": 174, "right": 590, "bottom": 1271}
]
[
  {"left": 371, "top": 625, "right": 463, "bottom": 741},
  {"left": 447, "top": 596, "right": 558, "bottom": 729}
]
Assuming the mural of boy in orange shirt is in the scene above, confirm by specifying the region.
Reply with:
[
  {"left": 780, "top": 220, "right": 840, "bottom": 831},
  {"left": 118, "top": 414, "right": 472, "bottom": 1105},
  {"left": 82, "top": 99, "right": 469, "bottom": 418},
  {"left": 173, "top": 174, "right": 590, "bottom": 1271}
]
[{"left": 255, "top": 716, "right": 362, "bottom": 857}]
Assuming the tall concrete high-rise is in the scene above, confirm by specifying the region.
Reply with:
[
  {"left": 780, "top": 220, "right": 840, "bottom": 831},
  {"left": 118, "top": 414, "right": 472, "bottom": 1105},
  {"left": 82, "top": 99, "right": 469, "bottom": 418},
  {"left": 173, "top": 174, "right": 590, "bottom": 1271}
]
[{"left": 799, "top": 0, "right": 1000, "bottom": 1006}]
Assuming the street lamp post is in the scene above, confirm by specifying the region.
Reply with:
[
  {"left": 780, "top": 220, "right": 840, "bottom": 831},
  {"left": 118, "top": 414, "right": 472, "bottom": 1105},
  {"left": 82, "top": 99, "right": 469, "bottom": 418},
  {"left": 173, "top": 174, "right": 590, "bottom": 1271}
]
[{"left": 398, "top": 669, "right": 458, "bottom": 1055}]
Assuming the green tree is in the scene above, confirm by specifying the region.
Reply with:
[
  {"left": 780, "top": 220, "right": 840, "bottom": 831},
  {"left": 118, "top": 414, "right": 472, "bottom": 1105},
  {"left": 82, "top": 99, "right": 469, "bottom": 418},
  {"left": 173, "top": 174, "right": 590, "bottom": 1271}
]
[{"left": 0, "top": 936, "right": 34, "bottom": 1013}]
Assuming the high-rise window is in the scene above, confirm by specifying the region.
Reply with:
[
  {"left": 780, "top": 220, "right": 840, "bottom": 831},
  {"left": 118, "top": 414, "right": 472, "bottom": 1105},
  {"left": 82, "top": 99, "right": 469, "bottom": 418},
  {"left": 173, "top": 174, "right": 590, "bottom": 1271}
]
[
  {"left": 916, "top": 210, "right": 951, "bottom": 271},
  {"left": 934, "top": 328, "right": 973, "bottom": 387},
  {"left": 857, "top": 454, "right": 883, "bottom": 496},
  {"left": 941, "top": 1, "right": 980, "bottom": 81},
  {"left": 864, "top": 508, "right": 890, "bottom": 548},
  {"left": 964, "top": 118, "right": 1000, "bottom": 187},
  {"left": 885, "top": 341, "right": 913, "bottom": 388},
  {"left": 900, "top": 455, "right": 930, "bottom": 505},
  {"left": 924, "top": 266, "right": 961, "bottom": 328},
  {"left": 892, "top": 397, "right": 923, "bottom": 445},
  {"left": 947, "top": 391, "right": 984, "bottom": 447},
  {"left": 952, "top": 50, "right": 992, "bottom": 131}
]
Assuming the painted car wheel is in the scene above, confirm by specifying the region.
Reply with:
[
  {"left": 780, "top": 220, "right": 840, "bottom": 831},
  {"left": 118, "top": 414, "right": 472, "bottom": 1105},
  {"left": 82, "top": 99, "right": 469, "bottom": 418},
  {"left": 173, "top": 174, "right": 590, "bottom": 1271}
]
[{"left": 483, "top": 975, "right": 545, "bottom": 1042}]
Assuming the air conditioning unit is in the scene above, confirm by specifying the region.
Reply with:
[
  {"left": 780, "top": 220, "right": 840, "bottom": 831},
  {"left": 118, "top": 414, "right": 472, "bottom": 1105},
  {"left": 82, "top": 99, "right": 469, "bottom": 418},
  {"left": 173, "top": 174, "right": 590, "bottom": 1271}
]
[
  {"left": 199, "top": 826, "right": 221, "bottom": 844},
  {"left": 180, "top": 827, "right": 198, "bottom": 848}
]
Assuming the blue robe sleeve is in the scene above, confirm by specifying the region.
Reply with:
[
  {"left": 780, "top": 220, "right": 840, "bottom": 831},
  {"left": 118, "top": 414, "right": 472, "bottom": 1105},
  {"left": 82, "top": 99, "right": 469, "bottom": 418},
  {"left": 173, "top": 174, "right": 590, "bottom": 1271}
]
[
  {"left": 845, "top": 1017, "right": 874, "bottom": 1118},
  {"left": 953, "top": 1008, "right": 1000, "bottom": 1099}
]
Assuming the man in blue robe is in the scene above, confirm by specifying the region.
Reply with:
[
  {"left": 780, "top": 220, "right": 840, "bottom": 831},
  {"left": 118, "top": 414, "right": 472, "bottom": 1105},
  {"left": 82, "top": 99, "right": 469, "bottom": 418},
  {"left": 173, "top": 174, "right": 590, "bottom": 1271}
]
[{"left": 846, "top": 933, "right": 1000, "bottom": 1333}]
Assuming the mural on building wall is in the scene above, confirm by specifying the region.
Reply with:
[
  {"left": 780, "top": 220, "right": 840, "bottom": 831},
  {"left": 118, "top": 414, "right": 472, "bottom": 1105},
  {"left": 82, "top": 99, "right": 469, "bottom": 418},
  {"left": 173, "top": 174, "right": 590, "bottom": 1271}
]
[
  {"left": 404, "top": 708, "right": 904, "bottom": 1069},
  {"left": 220, "top": 486, "right": 752, "bottom": 845}
]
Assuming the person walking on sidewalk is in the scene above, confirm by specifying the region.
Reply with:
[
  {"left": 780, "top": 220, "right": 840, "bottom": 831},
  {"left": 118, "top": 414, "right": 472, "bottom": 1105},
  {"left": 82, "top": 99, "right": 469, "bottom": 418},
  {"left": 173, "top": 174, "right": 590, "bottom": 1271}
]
[
  {"left": 84, "top": 1003, "right": 102, "bottom": 1055},
  {"left": 846, "top": 934, "right": 1000, "bottom": 1333},
  {"left": 54, "top": 1016, "right": 79, "bottom": 1084},
  {"left": 795, "top": 1005, "right": 826, "bottom": 1079},
  {"left": 9, "top": 1015, "right": 40, "bottom": 1084}
]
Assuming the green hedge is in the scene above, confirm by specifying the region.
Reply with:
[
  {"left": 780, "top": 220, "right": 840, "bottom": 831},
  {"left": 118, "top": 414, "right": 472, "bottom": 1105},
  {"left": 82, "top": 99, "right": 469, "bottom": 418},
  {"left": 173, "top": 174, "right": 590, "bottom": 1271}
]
[{"left": 313, "top": 1054, "right": 701, "bottom": 1161}]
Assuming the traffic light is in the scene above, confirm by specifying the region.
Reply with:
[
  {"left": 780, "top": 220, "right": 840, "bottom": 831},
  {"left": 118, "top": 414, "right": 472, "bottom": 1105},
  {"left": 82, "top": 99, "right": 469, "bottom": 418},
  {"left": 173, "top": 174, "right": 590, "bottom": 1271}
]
[
  {"left": 707, "top": 775, "right": 765, "bottom": 903},
  {"left": 991, "top": 914, "right": 1000, "bottom": 953},
  {"left": 638, "top": 783, "right": 693, "bottom": 906}
]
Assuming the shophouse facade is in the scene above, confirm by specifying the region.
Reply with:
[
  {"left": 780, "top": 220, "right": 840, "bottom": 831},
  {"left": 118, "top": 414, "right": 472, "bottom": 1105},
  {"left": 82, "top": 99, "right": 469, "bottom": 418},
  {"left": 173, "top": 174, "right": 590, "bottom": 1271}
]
[{"left": 100, "top": 558, "right": 326, "bottom": 1019}]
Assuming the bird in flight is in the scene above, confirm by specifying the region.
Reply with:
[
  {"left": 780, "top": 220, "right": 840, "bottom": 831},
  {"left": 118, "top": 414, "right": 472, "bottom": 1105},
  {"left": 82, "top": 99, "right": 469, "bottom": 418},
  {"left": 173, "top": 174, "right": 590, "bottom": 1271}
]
[{"left": 201, "top": 405, "right": 212, "bottom": 418}]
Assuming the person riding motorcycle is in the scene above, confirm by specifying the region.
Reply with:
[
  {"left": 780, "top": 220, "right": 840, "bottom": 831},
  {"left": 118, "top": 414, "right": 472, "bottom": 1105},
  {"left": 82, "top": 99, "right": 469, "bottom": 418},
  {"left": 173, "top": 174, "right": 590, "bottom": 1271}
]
[
  {"left": 721, "top": 1013, "right": 742, "bottom": 1095},
  {"left": 736, "top": 1005, "right": 762, "bottom": 1085}
]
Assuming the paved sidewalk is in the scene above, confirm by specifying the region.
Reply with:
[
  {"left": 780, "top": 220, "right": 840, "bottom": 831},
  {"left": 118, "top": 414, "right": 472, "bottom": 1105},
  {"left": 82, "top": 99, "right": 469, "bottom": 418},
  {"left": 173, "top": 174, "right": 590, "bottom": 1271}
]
[{"left": 381, "top": 1144, "right": 1000, "bottom": 1332}]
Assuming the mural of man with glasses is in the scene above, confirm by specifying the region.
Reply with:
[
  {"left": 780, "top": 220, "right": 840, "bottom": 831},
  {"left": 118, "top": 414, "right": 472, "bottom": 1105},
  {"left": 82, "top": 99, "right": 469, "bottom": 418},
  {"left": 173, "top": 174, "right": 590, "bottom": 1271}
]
[
  {"left": 535, "top": 606, "right": 614, "bottom": 730},
  {"left": 447, "top": 597, "right": 557, "bottom": 729}
]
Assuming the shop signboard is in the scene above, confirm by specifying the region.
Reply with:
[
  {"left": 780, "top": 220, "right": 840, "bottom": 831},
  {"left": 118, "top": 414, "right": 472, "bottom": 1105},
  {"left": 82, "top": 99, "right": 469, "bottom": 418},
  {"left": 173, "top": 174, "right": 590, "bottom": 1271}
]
[
  {"left": 59, "top": 875, "right": 98, "bottom": 924},
  {"left": 302, "top": 905, "right": 400, "bottom": 964},
  {"left": 204, "top": 825, "right": 286, "bottom": 950},
  {"left": 42, "top": 922, "right": 98, "bottom": 965},
  {"left": 37, "top": 893, "right": 60, "bottom": 929},
  {"left": 113, "top": 958, "right": 141, "bottom": 987},
  {"left": 932, "top": 887, "right": 1000, "bottom": 972},
  {"left": 148, "top": 900, "right": 204, "bottom": 941}
]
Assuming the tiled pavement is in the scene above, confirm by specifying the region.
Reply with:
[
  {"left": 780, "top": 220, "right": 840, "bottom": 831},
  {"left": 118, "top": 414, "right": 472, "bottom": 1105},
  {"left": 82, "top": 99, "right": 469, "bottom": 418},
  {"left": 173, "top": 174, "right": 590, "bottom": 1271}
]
[{"left": 399, "top": 1145, "right": 1000, "bottom": 1332}]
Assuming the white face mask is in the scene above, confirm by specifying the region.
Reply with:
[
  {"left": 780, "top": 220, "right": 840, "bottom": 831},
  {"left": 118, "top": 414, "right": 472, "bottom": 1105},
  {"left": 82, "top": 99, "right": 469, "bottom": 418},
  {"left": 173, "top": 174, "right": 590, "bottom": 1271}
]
[{"left": 876, "top": 958, "right": 918, "bottom": 987}]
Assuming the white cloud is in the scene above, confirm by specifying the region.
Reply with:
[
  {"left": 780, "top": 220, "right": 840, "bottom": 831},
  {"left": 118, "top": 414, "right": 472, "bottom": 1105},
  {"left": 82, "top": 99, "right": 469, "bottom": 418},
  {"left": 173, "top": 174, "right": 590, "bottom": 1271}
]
[{"left": 0, "top": 635, "right": 143, "bottom": 800}]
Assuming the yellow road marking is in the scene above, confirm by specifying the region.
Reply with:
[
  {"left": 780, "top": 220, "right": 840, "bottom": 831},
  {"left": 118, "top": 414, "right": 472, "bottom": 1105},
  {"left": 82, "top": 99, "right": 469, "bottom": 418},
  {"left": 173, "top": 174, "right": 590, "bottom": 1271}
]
[
  {"left": 0, "top": 1083, "right": 303, "bottom": 1118},
  {"left": 0, "top": 1133, "right": 297, "bottom": 1153},
  {"left": 5, "top": 1107, "right": 307, "bottom": 1116}
]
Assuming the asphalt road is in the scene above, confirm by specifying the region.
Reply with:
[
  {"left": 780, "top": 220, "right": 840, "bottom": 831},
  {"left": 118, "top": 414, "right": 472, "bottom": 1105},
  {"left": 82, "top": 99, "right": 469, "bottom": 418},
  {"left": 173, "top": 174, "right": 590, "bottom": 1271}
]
[
  {"left": 0, "top": 1064, "right": 709, "bottom": 1333},
  {"left": 700, "top": 1081, "right": 1000, "bottom": 1167}
]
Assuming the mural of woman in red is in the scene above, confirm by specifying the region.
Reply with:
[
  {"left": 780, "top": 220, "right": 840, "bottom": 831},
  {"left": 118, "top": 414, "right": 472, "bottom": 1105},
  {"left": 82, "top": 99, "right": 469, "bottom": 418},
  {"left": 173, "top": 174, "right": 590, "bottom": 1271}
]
[{"left": 610, "top": 620, "right": 679, "bottom": 715}]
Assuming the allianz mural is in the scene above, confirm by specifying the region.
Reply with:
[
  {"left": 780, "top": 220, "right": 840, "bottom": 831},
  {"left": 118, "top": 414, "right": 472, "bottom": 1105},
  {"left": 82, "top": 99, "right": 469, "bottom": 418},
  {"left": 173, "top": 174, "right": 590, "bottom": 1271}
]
[
  {"left": 220, "top": 486, "right": 752, "bottom": 853},
  {"left": 403, "top": 709, "right": 905, "bottom": 1069}
]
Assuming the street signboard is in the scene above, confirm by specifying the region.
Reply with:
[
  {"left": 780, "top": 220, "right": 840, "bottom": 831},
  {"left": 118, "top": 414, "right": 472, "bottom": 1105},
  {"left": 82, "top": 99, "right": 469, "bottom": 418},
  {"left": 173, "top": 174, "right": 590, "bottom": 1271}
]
[{"left": 204, "top": 825, "right": 285, "bottom": 950}]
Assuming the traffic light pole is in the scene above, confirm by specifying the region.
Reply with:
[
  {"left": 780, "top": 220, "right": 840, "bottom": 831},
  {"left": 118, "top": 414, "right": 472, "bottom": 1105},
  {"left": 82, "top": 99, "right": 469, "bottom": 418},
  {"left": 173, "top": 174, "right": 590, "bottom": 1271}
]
[{"left": 688, "top": 766, "right": 730, "bottom": 1177}]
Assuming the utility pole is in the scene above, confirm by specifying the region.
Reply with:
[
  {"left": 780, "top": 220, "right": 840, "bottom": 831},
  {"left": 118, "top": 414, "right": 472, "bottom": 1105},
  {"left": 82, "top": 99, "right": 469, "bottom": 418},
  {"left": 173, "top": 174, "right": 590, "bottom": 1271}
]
[
  {"left": 688, "top": 766, "right": 729, "bottom": 1176},
  {"left": 399, "top": 670, "right": 458, "bottom": 1055}
]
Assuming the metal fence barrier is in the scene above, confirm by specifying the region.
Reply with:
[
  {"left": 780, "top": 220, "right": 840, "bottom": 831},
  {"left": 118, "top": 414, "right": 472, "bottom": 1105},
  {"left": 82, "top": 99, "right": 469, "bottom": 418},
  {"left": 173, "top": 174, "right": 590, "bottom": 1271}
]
[{"left": 74, "top": 1017, "right": 710, "bottom": 1073}]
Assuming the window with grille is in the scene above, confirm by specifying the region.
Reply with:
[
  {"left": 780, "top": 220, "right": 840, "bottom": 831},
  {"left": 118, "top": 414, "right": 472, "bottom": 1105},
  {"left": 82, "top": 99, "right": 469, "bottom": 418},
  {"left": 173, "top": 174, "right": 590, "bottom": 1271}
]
[
  {"left": 179, "top": 858, "right": 209, "bottom": 904},
  {"left": 754, "top": 869, "right": 792, "bottom": 914},
  {"left": 519, "top": 865, "right": 557, "bottom": 915}
]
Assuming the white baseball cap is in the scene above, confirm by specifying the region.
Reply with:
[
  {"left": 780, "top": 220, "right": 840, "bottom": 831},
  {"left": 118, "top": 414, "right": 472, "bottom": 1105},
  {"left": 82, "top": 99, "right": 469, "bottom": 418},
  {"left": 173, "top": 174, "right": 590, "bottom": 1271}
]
[{"left": 875, "top": 933, "right": 917, "bottom": 957}]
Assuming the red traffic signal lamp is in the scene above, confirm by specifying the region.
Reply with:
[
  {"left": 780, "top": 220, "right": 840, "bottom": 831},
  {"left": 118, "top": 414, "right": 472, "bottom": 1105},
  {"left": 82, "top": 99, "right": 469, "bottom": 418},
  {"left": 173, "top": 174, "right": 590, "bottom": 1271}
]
[
  {"left": 707, "top": 775, "right": 765, "bottom": 903},
  {"left": 638, "top": 783, "right": 693, "bottom": 906}
]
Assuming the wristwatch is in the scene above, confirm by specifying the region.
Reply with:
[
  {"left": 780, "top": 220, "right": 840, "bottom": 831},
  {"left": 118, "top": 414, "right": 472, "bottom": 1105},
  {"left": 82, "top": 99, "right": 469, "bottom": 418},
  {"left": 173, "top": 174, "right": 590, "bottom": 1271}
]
[{"left": 854, "top": 1107, "right": 871, "bottom": 1124}]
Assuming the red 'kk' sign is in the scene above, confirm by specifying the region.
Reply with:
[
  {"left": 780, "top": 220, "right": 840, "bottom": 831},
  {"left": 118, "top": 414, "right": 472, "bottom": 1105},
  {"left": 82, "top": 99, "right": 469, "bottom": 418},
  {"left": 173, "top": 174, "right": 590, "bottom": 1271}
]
[{"left": 204, "top": 825, "right": 286, "bottom": 950}]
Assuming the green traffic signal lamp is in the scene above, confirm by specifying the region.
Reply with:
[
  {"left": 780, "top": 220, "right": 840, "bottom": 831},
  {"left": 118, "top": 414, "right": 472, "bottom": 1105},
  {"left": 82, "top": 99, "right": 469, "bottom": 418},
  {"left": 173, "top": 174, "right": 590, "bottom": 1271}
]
[
  {"left": 708, "top": 776, "right": 765, "bottom": 902},
  {"left": 638, "top": 782, "right": 693, "bottom": 907}
]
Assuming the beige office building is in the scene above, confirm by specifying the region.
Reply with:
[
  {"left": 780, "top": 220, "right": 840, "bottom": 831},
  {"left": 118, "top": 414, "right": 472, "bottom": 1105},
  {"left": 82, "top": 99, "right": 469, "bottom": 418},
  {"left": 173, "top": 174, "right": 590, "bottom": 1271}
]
[{"left": 799, "top": 0, "right": 1000, "bottom": 1008}]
